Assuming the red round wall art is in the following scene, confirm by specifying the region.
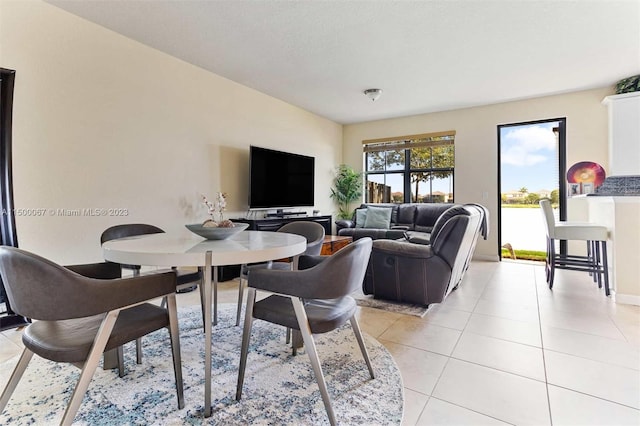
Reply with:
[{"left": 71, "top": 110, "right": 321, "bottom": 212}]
[{"left": 566, "top": 161, "right": 606, "bottom": 187}]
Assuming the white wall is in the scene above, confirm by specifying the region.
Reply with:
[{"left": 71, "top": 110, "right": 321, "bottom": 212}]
[
  {"left": 344, "top": 88, "right": 614, "bottom": 259},
  {"left": 0, "top": 0, "right": 342, "bottom": 264}
]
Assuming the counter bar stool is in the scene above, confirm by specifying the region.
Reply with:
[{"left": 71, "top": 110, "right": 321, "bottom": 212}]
[{"left": 539, "top": 199, "right": 610, "bottom": 296}]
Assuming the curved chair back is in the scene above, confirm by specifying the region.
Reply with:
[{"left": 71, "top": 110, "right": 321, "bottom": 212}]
[
  {"left": 277, "top": 221, "right": 325, "bottom": 255},
  {"left": 0, "top": 247, "right": 172, "bottom": 321},
  {"left": 100, "top": 223, "right": 164, "bottom": 244},
  {"left": 101, "top": 224, "right": 165, "bottom": 271},
  {"left": 269, "top": 237, "right": 372, "bottom": 300},
  {"left": 0, "top": 247, "right": 103, "bottom": 320},
  {"left": 539, "top": 199, "right": 556, "bottom": 238}
]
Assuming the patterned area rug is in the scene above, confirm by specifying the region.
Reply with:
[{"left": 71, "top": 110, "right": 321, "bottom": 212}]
[
  {"left": 0, "top": 303, "right": 403, "bottom": 425},
  {"left": 354, "top": 293, "right": 430, "bottom": 317}
]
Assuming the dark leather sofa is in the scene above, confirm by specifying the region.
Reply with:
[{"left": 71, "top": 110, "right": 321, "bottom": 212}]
[
  {"left": 336, "top": 203, "right": 456, "bottom": 241},
  {"left": 362, "top": 204, "right": 486, "bottom": 307}
]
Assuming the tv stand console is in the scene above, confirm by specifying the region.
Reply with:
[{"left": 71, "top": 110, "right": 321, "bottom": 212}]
[
  {"left": 266, "top": 209, "right": 307, "bottom": 218},
  {"left": 235, "top": 215, "right": 331, "bottom": 235}
]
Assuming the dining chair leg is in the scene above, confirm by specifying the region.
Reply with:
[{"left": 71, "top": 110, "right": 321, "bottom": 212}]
[
  {"left": 349, "top": 316, "right": 375, "bottom": 379},
  {"left": 136, "top": 338, "right": 143, "bottom": 364},
  {"left": 165, "top": 293, "right": 185, "bottom": 409},
  {"left": 117, "top": 345, "right": 125, "bottom": 377},
  {"left": 291, "top": 330, "right": 303, "bottom": 356},
  {"left": 131, "top": 269, "right": 143, "bottom": 366},
  {"left": 0, "top": 348, "right": 34, "bottom": 412},
  {"left": 291, "top": 297, "right": 337, "bottom": 426},
  {"left": 62, "top": 310, "right": 119, "bottom": 426},
  {"left": 236, "top": 287, "right": 256, "bottom": 401},
  {"left": 199, "top": 275, "right": 206, "bottom": 328},
  {"left": 236, "top": 269, "right": 246, "bottom": 326}
]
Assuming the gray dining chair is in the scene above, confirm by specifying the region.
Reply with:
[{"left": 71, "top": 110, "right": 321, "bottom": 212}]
[
  {"left": 236, "top": 237, "right": 374, "bottom": 426},
  {"left": 101, "top": 223, "right": 201, "bottom": 374},
  {"left": 0, "top": 247, "right": 184, "bottom": 426},
  {"left": 235, "top": 221, "right": 325, "bottom": 326}
]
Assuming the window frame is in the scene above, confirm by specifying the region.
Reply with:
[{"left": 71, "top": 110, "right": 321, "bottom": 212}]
[{"left": 363, "top": 131, "right": 455, "bottom": 204}]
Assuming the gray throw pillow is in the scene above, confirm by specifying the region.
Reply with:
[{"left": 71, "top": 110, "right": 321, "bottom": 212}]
[
  {"left": 364, "top": 206, "right": 392, "bottom": 229},
  {"left": 355, "top": 208, "right": 367, "bottom": 228}
]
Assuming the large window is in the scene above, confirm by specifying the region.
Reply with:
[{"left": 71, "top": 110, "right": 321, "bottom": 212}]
[{"left": 363, "top": 131, "right": 455, "bottom": 203}]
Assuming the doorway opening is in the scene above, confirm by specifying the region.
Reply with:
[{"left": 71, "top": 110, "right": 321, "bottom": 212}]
[{"left": 498, "top": 118, "right": 567, "bottom": 261}]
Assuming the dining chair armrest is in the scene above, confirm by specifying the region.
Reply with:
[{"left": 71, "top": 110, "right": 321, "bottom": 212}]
[
  {"left": 249, "top": 239, "right": 372, "bottom": 299},
  {"left": 65, "top": 261, "right": 122, "bottom": 280},
  {"left": 86, "top": 271, "right": 177, "bottom": 313},
  {"left": 248, "top": 268, "right": 311, "bottom": 297}
]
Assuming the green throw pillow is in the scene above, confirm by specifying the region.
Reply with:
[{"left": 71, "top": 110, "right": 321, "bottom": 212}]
[
  {"left": 355, "top": 208, "right": 367, "bottom": 228},
  {"left": 363, "top": 206, "right": 392, "bottom": 229}
]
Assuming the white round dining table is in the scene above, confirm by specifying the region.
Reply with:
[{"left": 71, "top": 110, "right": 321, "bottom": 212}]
[{"left": 102, "top": 230, "right": 306, "bottom": 417}]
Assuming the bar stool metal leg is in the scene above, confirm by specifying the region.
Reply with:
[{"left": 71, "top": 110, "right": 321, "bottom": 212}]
[{"left": 601, "top": 241, "right": 610, "bottom": 296}]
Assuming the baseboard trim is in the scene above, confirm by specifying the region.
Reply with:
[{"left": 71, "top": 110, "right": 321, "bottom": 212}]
[
  {"left": 614, "top": 292, "right": 640, "bottom": 306},
  {"left": 473, "top": 254, "right": 499, "bottom": 262}
]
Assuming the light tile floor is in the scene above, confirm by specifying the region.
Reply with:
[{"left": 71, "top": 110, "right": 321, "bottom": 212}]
[{"left": 1, "top": 260, "right": 639, "bottom": 425}]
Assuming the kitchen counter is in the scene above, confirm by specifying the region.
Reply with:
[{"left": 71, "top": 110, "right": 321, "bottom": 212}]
[{"left": 587, "top": 196, "right": 640, "bottom": 305}]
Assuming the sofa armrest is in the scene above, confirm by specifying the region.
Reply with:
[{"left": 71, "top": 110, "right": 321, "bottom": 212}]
[
  {"left": 406, "top": 234, "right": 431, "bottom": 245},
  {"left": 335, "top": 219, "right": 354, "bottom": 232},
  {"left": 372, "top": 239, "right": 435, "bottom": 259}
]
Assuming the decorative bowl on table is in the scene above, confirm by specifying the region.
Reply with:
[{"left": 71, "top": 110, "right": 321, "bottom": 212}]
[{"left": 185, "top": 222, "right": 249, "bottom": 240}]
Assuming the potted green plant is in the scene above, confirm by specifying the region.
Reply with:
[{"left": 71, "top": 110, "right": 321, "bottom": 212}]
[{"left": 330, "top": 164, "right": 363, "bottom": 219}]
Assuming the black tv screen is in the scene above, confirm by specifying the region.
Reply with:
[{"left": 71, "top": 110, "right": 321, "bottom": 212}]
[{"left": 249, "top": 146, "right": 315, "bottom": 209}]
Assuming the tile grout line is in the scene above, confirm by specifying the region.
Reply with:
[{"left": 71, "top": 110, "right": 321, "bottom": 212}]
[
  {"left": 534, "top": 261, "right": 554, "bottom": 425},
  {"left": 428, "top": 396, "right": 518, "bottom": 426}
]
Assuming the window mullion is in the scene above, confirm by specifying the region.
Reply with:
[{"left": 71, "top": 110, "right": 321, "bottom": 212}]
[{"left": 404, "top": 148, "right": 411, "bottom": 203}]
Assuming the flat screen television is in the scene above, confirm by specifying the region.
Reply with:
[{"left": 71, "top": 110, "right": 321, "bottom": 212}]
[{"left": 249, "top": 146, "right": 315, "bottom": 209}]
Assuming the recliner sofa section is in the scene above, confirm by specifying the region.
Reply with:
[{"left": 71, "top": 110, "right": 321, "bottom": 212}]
[
  {"left": 362, "top": 204, "right": 485, "bottom": 307},
  {"left": 336, "top": 203, "right": 456, "bottom": 241}
]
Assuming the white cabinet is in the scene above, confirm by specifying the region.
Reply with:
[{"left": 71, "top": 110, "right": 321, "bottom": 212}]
[{"left": 602, "top": 92, "right": 640, "bottom": 176}]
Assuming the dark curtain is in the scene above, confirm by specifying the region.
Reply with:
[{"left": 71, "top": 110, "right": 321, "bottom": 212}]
[{"left": 0, "top": 68, "right": 27, "bottom": 330}]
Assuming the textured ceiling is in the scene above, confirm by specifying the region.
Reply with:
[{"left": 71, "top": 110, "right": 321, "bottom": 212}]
[{"left": 47, "top": 0, "right": 640, "bottom": 124}]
